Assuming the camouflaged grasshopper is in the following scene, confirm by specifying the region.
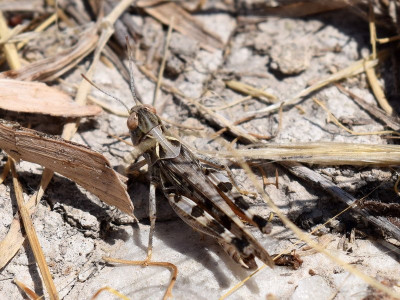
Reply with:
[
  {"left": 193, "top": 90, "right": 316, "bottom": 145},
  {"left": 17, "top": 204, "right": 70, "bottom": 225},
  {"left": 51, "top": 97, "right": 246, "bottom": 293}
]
[
  {"left": 126, "top": 102, "right": 274, "bottom": 269},
  {"left": 83, "top": 41, "right": 274, "bottom": 270}
]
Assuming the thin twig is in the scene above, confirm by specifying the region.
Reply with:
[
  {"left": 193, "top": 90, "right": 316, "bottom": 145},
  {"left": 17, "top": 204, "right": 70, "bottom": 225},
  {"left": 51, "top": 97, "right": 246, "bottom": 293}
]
[
  {"left": 103, "top": 256, "right": 178, "bottom": 300},
  {"left": 335, "top": 83, "right": 400, "bottom": 130},
  {"left": 313, "top": 97, "right": 398, "bottom": 136},
  {"left": 225, "top": 80, "right": 278, "bottom": 103},
  {"left": 10, "top": 160, "right": 59, "bottom": 300},
  {"left": 91, "top": 286, "right": 130, "bottom": 300},
  {"left": 153, "top": 16, "right": 174, "bottom": 107},
  {"left": 365, "top": 65, "right": 393, "bottom": 115}
]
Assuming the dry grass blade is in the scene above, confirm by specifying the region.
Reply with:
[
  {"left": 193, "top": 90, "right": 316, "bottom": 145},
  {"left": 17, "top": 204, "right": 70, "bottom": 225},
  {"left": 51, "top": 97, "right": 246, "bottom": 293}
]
[
  {"left": 225, "top": 80, "right": 278, "bottom": 103},
  {"left": 0, "top": 24, "right": 25, "bottom": 45},
  {"left": 365, "top": 66, "right": 393, "bottom": 115},
  {"left": 0, "top": 13, "right": 57, "bottom": 67},
  {"left": 0, "top": 79, "right": 102, "bottom": 117},
  {"left": 153, "top": 16, "right": 174, "bottom": 107},
  {"left": 365, "top": 4, "right": 393, "bottom": 114},
  {"left": 15, "top": 13, "right": 57, "bottom": 49},
  {"left": 213, "top": 95, "right": 252, "bottom": 111},
  {"left": 68, "top": 0, "right": 135, "bottom": 121},
  {"left": 103, "top": 0, "right": 135, "bottom": 25},
  {"left": 335, "top": 83, "right": 400, "bottom": 131},
  {"left": 102, "top": 256, "right": 178, "bottom": 300},
  {"left": 10, "top": 159, "right": 59, "bottom": 300},
  {"left": 61, "top": 29, "right": 115, "bottom": 140},
  {"left": 0, "top": 25, "right": 99, "bottom": 82},
  {"left": 91, "top": 286, "right": 130, "bottom": 300},
  {"left": 178, "top": 93, "right": 259, "bottom": 143},
  {"left": 139, "top": 1, "right": 223, "bottom": 51},
  {"left": 13, "top": 279, "right": 41, "bottom": 300},
  {"left": 313, "top": 97, "right": 399, "bottom": 136},
  {"left": 0, "top": 11, "right": 21, "bottom": 70},
  {"left": 0, "top": 5, "right": 45, "bottom": 272},
  {"left": 59, "top": 78, "right": 129, "bottom": 116},
  {"left": 0, "top": 168, "right": 54, "bottom": 269},
  {"left": 212, "top": 142, "right": 400, "bottom": 166}
]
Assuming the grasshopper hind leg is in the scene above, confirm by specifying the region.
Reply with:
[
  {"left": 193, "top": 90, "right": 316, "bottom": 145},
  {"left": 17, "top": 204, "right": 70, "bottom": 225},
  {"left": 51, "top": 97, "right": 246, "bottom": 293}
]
[
  {"left": 166, "top": 193, "right": 261, "bottom": 270},
  {"left": 205, "top": 168, "right": 273, "bottom": 235},
  {"left": 218, "top": 240, "right": 258, "bottom": 270}
]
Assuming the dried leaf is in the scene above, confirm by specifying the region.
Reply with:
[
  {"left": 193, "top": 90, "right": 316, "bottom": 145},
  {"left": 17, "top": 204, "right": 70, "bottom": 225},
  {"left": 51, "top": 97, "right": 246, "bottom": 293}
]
[
  {"left": 0, "top": 79, "right": 102, "bottom": 117},
  {"left": 0, "top": 120, "right": 134, "bottom": 215}
]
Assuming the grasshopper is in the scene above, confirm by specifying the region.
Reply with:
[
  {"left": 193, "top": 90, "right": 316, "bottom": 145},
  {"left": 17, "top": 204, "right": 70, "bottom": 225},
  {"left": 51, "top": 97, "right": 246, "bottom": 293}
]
[
  {"left": 126, "top": 102, "right": 274, "bottom": 269},
  {"left": 83, "top": 42, "right": 275, "bottom": 270}
]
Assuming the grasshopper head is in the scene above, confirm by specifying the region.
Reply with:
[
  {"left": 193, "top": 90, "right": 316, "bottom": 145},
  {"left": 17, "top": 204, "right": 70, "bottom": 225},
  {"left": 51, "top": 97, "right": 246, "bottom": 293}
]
[{"left": 127, "top": 104, "right": 160, "bottom": 145}]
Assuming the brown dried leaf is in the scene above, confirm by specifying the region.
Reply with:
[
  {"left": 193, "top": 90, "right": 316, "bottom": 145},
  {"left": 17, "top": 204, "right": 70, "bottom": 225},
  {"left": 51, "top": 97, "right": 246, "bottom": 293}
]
[
  {"left": 139, "top": 1, "right": 224, "bottom": 51},
  {"left": 0, "top": 120, "right": 134, "bottom": 216},
  {"left": 0, "top": 79, "right": 102, "bottom": 117}
]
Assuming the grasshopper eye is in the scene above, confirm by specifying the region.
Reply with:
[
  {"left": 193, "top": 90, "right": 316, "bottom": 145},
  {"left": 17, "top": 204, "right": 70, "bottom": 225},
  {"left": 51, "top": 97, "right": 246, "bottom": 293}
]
[
  {"left": 127, "top": 113, "right": 139, "bottom": 131},
  {"left": 143, "top": 104, "right": 156, "bottom": 114}
]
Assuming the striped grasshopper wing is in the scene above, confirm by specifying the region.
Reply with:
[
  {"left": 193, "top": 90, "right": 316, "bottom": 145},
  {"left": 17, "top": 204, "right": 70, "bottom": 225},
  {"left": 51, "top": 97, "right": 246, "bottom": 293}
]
[{"left": 157, "top": 143, "right": 274, "bottom": 269}]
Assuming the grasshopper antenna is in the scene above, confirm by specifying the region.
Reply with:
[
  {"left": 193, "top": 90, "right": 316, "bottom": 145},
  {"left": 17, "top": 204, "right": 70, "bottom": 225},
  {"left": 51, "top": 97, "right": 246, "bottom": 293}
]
[
  {"left": 126, "top": 36, "right": 143, "bottom": 106},
  {"left": 81, "top": 73, "right": 131, "bottom": 113}
]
